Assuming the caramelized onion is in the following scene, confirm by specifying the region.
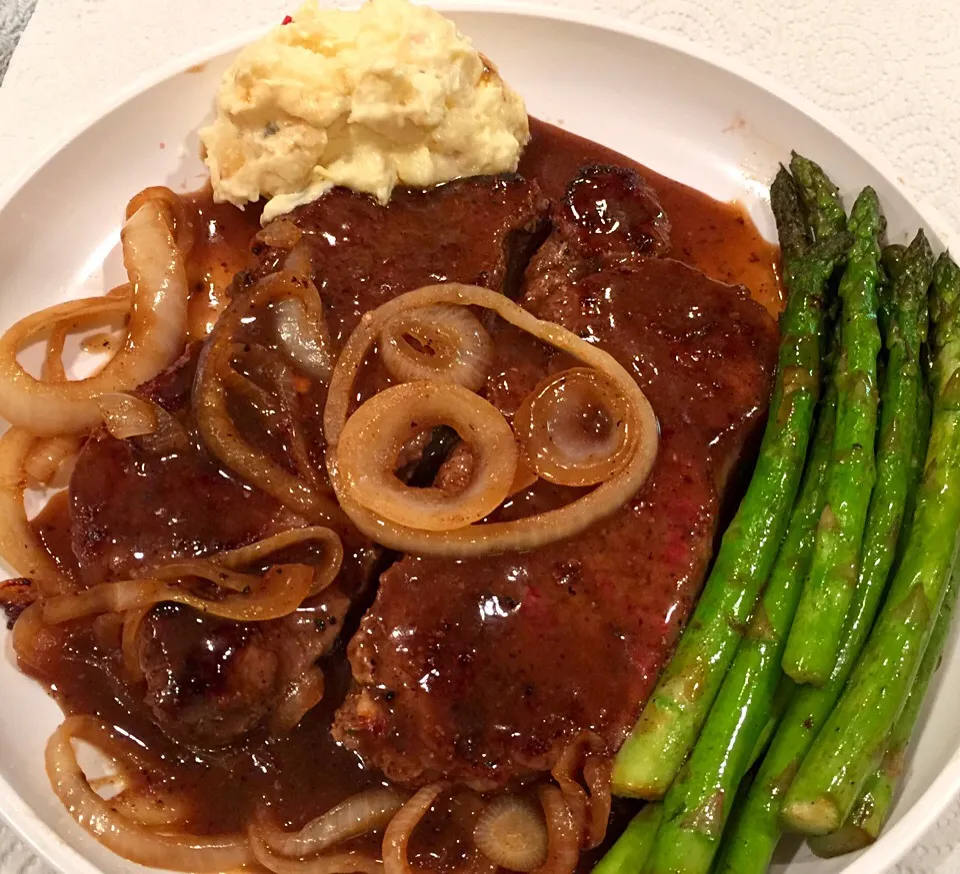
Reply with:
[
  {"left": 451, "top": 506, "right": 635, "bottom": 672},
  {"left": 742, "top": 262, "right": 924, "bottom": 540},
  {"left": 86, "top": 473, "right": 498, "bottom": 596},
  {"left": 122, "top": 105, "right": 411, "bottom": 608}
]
[
  {"left": 383, "top": 782, "right": 448, "bottom": 874},
  {"left": 41, "top": 562, "right": 325, "bottom": 625},
  {"left": 270, "top": 667, "right": 326, "bottom": 735},
  {"left": 99, "top": 392, "right": 158, "bottom": 439},
  {"left": 515, "top": 368, "right": 638, "bottom": 487},
  {"left": 121, "top": 606, "right": 151, "bottom": 683},
  {"left": 474, "top": 796, "right": 548, "bottom": 872},
  {"left": 582, "top": 757, "right": 613, "bottom": 850},
  {"left": 0, "top": 201, "right": 188, "bottom": 435},
  {"left": 23, "top": 434, "right": 82, "bottom": 486},
  {"left": 337, "top": 381, "right": 517, "bottom": 531},
  {"left": 46, "top": 716, "right": 250, "bottom": 871},
  {"left": 0, "top": 428, "right": 70, "bottom": 591},
  {"left": 112, "top": 787, "right": 191, "bottom": 828},
  {"left": 136, "top": 558, "right": 262, "bottom": 593},
  {"left": 251, "top": 835, "right": 383, "bottom": 874},
  {"left": 194, "top": 270, "right": 343, "bottom": 525},
  {"left": 125, "top": 186, "right": 195, "bottom": 257},
  {"left": 212, "top": 526, "right": 346, "bottom": 573},
  {"left": 379, "top": 305, "right": 493, "bottom": 391},
  {"left": 325, "top": 284, "right": 658, "bottom": 556},
  {"left": 532, "top": 786, "right": 578, "bottom": 874},
  {"left": 254, "top": 787, "right": 405, "bottom": 859},
  {"left": 274, "top": 297, "right": 333, "bottom": 383}
]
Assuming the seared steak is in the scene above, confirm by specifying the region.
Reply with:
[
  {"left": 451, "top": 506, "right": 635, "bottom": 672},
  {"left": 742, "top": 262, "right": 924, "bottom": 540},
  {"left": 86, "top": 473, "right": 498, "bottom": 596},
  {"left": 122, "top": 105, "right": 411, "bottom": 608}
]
[
  {"left": 334, "top": 167, "right": 779, "bottom": 789},
  {"left": 67, "top": 175, "right": 551, "bottom": 746},
  {"left": 249, "top": 175, "right": 549, "bottom": 349}
]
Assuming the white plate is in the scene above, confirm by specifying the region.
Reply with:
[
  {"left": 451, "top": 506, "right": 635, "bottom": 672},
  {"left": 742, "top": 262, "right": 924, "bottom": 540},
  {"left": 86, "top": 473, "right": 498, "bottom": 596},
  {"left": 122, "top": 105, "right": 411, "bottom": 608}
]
[{"left": 0, "top": 5, "right": 956, "bottom": 874}]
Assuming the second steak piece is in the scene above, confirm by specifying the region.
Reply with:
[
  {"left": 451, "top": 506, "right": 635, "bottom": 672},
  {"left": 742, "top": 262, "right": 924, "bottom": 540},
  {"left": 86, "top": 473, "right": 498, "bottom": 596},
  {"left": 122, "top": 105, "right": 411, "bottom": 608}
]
[{"left": 334, "top": 166, "right": 779, "bottom": 789}]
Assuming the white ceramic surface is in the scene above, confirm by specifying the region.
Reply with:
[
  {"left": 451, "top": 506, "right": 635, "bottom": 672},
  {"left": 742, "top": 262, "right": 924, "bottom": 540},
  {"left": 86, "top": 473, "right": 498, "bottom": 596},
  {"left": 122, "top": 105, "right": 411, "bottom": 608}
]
[{"left": 0, "top": 6, "right": 957, "bottom": 874}]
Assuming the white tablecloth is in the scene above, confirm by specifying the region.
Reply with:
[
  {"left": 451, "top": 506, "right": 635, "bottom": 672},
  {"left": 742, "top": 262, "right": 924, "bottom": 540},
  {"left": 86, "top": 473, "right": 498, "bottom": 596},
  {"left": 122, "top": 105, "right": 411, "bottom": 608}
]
[{"left": 0, "top": 0, "right": 959, "bottom": 871}]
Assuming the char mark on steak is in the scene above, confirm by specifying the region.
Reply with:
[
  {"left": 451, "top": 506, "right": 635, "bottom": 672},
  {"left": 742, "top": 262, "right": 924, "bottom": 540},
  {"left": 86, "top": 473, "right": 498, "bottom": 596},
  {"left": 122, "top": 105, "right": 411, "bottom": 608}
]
[{"left": 333, "top": 165, "right": 778, "bottom": 790}]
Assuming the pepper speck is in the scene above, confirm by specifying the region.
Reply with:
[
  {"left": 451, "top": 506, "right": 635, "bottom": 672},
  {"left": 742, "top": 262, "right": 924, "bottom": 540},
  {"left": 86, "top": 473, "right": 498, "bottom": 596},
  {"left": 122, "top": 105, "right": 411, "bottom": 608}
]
[{"left": 282, "top": 15, "right": 293, "bottom": 25}]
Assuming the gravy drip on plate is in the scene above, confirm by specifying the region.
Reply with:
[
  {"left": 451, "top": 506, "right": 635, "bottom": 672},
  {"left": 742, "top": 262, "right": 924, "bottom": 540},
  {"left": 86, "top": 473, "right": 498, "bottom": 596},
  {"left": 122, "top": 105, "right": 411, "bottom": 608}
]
[{"left": 10, "top": 119, "right": 782, "bottom": 865}]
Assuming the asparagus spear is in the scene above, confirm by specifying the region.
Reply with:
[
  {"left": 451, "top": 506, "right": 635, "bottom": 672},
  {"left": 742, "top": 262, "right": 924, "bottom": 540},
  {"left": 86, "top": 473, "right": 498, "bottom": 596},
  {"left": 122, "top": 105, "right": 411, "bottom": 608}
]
[
  {"left": 611, "top": 169, "right": 849, "bottom": 799},
  {"left": 782, "top": 188, "right": 884, "bottom": 686},
  {"left": 790, "top": 153, "right": 847, "bottom": 242},
  {"left": 780, "top": 252, "right": 960, "bottom": 836},
  {"left": 641, "top": 382, "right": 837, "bottom": 874},
  {"left": 592, "top": 805, "right": 663, "bottom": 874},
  {"left": 809, "top": 564, "right": 960, "bottom": 858},
  {"left": 712, "top": 232, "right": 932, "bottom": 874}
]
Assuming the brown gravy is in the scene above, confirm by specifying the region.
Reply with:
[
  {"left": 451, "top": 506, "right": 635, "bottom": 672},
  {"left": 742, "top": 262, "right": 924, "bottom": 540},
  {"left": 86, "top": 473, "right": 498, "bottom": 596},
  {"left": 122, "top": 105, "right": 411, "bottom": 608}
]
[{"left": 16, "top": 119, "right": 781, "bottom": 861}]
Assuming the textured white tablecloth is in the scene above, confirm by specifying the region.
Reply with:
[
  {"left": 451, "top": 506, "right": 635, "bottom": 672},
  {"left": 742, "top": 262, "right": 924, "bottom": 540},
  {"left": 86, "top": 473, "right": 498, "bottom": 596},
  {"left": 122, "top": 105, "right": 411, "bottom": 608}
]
[{"left": 1, "top": 0, "right": 959, "bottom": 871}]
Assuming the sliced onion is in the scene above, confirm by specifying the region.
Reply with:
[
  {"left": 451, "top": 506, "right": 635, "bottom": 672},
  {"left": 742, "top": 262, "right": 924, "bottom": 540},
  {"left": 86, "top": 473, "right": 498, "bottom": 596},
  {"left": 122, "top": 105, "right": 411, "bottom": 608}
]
[
  {"left": 251, "top": 833, "right": 383, "bottom": 874},
  {"left": 514, "top": 368, "right": 638, "bottom": 487},
  {"left": 0, "top": 427, "right": 71, "bottom": 591},
  {"left": 99, "top": 392, "right": 158, "bottom": 439},
  {"left": 112, "top": 787, "right": 191, "bottom": 828},
  {"left": 134, "top": 558, "right": 263, "bottom": 593},
  {"left": 212, "top": 526, "right": 346, "bottom": 572},
  {"left": 532, "top": 786, "right": 578, "bottom": 874},
  {"left": 474, "top": 796, "right": 548, "bottom": 872},
  {"left": 194, "top": 270, "right": 343, "bottom": 525},
  {"left": 46, "top": 716, "right": 251, "bottom": 871},
  {"left": 337, "top": 381, "right": 517, "bottom": 531},
  {"left": 582, "top": 756, "right": 612, "bottom": 850},
  {"left": 274, "top": 297, "right": 333, "bottom": 383},
  {"left": 41, "top": 562, "right": 326, "bottom": 625},
  {"left": 383, "top": 782, "right": 448, "bottom": 874},
  {"left": 379, "top": 305, "right": 493, "bottom": 391},
  {"left": 254, "top": 787, "right": 405, "bottom": 859},
  {"left": 121, "top": 606, "right": 151, "bottom": 682},
  {"left": 23, "top": 434, "right": 82, "bottom": 486},
  {"left": 0, "top": 201, "right": 188, "bottom": 435},
  {"left": 270, "top": 666, "right": 326, "bottom": 735},
  {"left": 324, "top": 284, "right": 658, "bottom": 557},
  {"left": 550, "top": 733, "right": 606, "bottom": 850},
  {"left": 125, "top": 186, "right": 195, "bottom": 257}
]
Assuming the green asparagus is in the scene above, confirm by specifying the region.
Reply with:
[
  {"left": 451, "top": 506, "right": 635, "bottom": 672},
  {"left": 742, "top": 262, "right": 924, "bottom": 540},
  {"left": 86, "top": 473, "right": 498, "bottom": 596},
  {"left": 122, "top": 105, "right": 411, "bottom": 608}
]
[
  {"left": 592, "top": 805, "right": 663, "bottom": 874},
  {"left": 809, "top": 564, "right": 960, "bottom": 857},
  {"left": 783, "top": 188, "right": 884, "bottom": 686},
  {"left": 780, "top": 253, "right": 960, "bottom": 836},
  {"left": 611, "top": 169, "right": 849, "bottom": 799},
  {"left": 713, "top": 232, "right": 932, "bottom": 873},
  {"left": 640, "top": 384, "right": 837, "bottom": 874},
  {"left": 790, "top": 153, "right": 847, "bottom": 242}
]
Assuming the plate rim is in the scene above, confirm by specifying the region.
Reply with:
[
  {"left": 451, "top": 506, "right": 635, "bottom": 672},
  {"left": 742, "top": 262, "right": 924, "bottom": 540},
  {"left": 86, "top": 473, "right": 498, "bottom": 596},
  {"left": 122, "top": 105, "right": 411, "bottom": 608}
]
[{"left": 0, "top": 4, "right": 956, "bottom": 874}]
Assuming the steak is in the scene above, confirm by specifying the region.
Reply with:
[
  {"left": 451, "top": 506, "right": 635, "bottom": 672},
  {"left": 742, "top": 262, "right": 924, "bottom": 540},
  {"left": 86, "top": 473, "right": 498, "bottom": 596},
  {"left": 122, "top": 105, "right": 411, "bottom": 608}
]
[
  {"left": 249, "top": 174, "right": 549, "bottom": 350},
  {"left": 67, "top": 175, "right": 551, "bottom": 745},
  {"left": 333, "top": 167, "right": 779, "bottom": 789}
]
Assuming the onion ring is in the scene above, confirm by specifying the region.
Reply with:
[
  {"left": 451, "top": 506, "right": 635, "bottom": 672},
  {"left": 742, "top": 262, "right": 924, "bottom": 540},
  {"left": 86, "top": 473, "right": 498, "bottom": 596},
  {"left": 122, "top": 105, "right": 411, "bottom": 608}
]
[
  {"left": 99, "top": 392, "right": 158, "bottom": 439},
  {"left": 125, "top": 186, "right": 195, "bottom": 257},
  {"left": 383, "top": 782, "right": 449, "bottom": 874},
  {"left": 41, "top": 562, "right": 328, "bottom": 625},
  {"left": 23, "top": 434, "right": 82, "bottom": 486},
  {"left": 46, "top": 716, "right": 250, "bottom": 871},
  {"left": 514, "top": 368, "right": 638, "bottom": 487},
  {"left": 254, "top": 787, "right": 405, "bottom": 859},
  {"left": 0, "top": 201, "right": 188, "bottom": 435},
  {"left": 324, "top": 284, "right": 658, "bottom": 556},
  {"left": 379, "top": 304, "right": 493, "bottom": 390},
  {"left": 337, "top": 381, "right": 517, "bottom": 531},
  {"left": 532, "top": 786, "right": 578, "bottom": 874},
  {"left": 0, "top": 427, "right": 70, "bottom": 592},
  {"left": 194, "top": 270, "right": 343, "bottom": 525}
]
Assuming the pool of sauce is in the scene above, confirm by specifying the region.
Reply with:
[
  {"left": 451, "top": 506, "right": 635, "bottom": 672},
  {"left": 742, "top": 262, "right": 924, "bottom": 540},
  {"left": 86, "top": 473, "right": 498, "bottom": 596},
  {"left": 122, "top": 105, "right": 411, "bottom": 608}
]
[{"left": 14, "top": 119, "right": 782, "bottom": 865}]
